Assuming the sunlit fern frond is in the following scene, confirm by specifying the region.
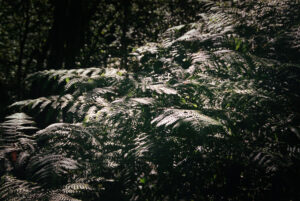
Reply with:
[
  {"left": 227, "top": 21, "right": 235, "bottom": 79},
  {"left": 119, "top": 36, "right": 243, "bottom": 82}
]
[
  {"left": 10, "top": 97, "right": 55, "bottom": 112},
  {"left": 0, "top": 113, "right": 37, "bottom": 141},
  {"left": 63, "top": 67, "right": 128, "bottom": 95},
  {"left": 37, "top": 183, "right": 96, "bottom": 201},
  {"left": 10, "top": 96, "right": 72, "bottom": 125},
  {"left": 147, "top": 84, "right": 178, "bottom": 95},
  {"left": 35, "top": 123, "right": 102, "bottom": 165},
  {"left": 161, "top": 24, "right": 188, "bottom": 48},
  {"left": 88, "top": 97, "right": 151, "bottom": 136},
  {"left": 26, "top": 154, "right": 79, "bottom": 187},
  {"left": 161, "top": 9, "right": 235, "bottom": 52},
  {"left": 176, "top": 13, "right": 234, "bottom": 50},
  {"left": 129, "top": 132, "right": 154, "bottom": 160},
  {"left": 62, "top": 183, "right": 94, "bottom": 195},
  {"left": 151, "top": 109, "right": 221, "bottom": 136},
  {"left": 0, "top": 113, "right": 37, "bottom": 174},
  {"left": 83, "top": 97, "right": 156, "bottom": 171},
  {"left": 10, "top": 92, "right": 109, "bottom": 125},
  {"left": 135, "top": 42, "right": 160, "bottom": 57},
  {"left": 26, "top": 67, "right": 126, "bottom": 101},
  {"left": 288, "top": 25, "right": 300, "bottom": 50},
  {"left": 134, "top": 80, "right": 180, "bottom": 107},
  {"left": 48, "top": 192, "right": 81, "bottom": 201},
  {"left": 26, "top": 68, "right": 104, "bottom": 97},
  {"left": 17, "top": 68, "right": 137, "bottom": 126},
  {"left": 33, "top": 122, "right": 108, "bottom": 194},
  {"left": 0, "top": 175, "right": 43, "bottom": 200}
]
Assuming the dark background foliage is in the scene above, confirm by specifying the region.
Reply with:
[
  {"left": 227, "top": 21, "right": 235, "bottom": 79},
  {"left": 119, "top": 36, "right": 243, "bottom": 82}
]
[{"left": 0, "top": 0, "right": 204, "bottom": 119}]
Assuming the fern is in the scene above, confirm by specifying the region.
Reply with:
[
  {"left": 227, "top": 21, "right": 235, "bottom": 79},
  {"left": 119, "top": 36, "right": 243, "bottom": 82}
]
[
  {"left": 151, "top": 109, "right": 221, "bottom": 132},
  {"left": 1, "top": 0, "right": 300, "bottom": 200},
  {"left": 0, "top": 175, "right": 43, "bottom": 200},
  {"left": 0, "top": 113, "right": 37, "bottom": 175},
  {"left": 62, "top": 183, "right": 94, "bottom": 195},
  {"left": 26, "top": 154, "right": 78, "bottom": 186},
  {"left": 48, "top": 193, "right": 81, "bottom": 201}
]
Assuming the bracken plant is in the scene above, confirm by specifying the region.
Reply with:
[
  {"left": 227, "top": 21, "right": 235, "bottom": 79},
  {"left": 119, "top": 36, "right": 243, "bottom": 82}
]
[{"left": 1, "top": 1, "right": 299, "bottom": 200}]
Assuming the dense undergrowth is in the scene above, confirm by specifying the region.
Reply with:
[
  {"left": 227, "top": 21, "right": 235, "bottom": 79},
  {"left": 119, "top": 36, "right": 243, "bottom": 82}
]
[{"left": 1, "top": 1, "right": 300, "bottom": 200}]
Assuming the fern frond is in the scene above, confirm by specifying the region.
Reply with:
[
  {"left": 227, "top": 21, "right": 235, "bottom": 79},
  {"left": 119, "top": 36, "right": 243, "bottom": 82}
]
[
  {"left": 130, "top": 97, "right": 154, "bottom": 106},
  {"left": 0, "top": 113, "right": 37, "bottom": 173},
  {"left": 131, "top": 132, "right": 153, "bottom": 159},
  {"left": 26, "top": 68, "right": 104, "bottom": 97},
  {"left": 2, "top": 1, "right": 299, "bottom": 200},
  {"left": 26, "top": 154, "right": 79, "bottom": 186},
  {"left": 151, "top": 109, "right": 221, "bottom": 133},
  {"left": 148, "top": 84, "right": 178, "bottom": 95},
  {"left": 0, "top": 113, "right": 37, "bottom": 136},
  {"left": 35, "top": 123, "right": 102, "bottom": 159},
  {"left": 48, "top": 193, "right": 81, "bottom": 201},
  {"left": 0, "top": 175, "right": 43, "bottom": 200},
  {"left": 161, "top": 24, "right": 187, "bottom": 48},
  {"left": 62, "top": 183, "right": 94, "bottom": 194}
]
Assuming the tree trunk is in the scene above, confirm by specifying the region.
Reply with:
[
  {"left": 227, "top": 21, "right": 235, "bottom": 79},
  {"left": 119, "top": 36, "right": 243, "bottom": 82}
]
[
  {"left": 121, "top": 0, "right": 130, "bottom": 70},
  {"left": 17, "top": 0, "right": 30, "bottom": 99},
  {"left": 46, "top": 0, "right": 98, "bottom": 69}
]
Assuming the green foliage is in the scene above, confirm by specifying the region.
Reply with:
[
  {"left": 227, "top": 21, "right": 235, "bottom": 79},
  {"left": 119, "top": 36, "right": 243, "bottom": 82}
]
[
  {"left": 0, "top": 0, "right": 204, "bottom": 117},
  {"left": 1, "top": 0, "right": 300, "bottom": 200}
]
